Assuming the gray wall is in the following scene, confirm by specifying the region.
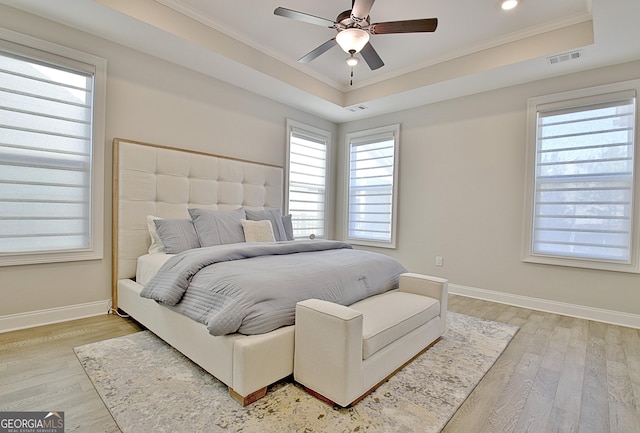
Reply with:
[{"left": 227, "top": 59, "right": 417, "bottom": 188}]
[
  {"left": 336, "top": 60, "right": 640, "bottom": 320},
  {"left": 0, "top": 6, "right": 336, "bottom": 320}
]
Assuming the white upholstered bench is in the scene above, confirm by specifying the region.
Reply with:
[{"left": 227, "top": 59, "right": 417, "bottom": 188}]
[{"left": 294, "top": 273, "right": 448, "bottom": 407}]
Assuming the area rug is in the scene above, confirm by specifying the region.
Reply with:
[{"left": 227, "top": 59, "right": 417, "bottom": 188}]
[{"left": 74, "top": 312, "right": 518, "bottom": 433}]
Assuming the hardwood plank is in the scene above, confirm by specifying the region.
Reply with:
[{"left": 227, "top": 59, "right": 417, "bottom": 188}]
[
  {"left": 482, "top": 351, "right": 543, "bottom": 433},
  {"left": 513, "top": 324, "right": 570, "bottom": 432},
  {"left": 607, "top": 360, "right": 640, "bottom": 433},
  {"left": 578, "top": 322, "right": 610, "bottom": 433},
  {"left": 547, "top": 407, "right": 579, "bottom": 433},
  {"left": 546, "top": 317, "right": 588, "bottom": 433},
  {"left": 620, "top": 326, "right": 640, "bottom": 431},
  {"left": 606, "top": 323, "right": 640, "bottom": 433},
  {"left": 513, "top": 366, "right": 559, "bottom": 433}
]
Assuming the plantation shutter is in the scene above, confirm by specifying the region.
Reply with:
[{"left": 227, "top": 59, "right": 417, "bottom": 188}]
[
  {"left": 288, "top": 128, "right": 327, "bottom": 238},
  {"left": 347, "top": 130, "right": 397, "bottom": 245},
  {"left": 532, "top": 91, "right": 636, "bottom": 262},
  {"left": 0, "top": 49, "right": 95, "bottom": 254}
]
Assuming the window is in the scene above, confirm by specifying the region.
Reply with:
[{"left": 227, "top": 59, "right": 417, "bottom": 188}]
[
  {"left": 286, "top": 120, "right": 330, "bottom": 239},
  {"left": 345, "top": 124, "right": 400, "bottom": 248},
  {"left": 0, "top": 28, "right": 106, "bottom": 266},
  {"left": 523, "top": 80, "right": 639, "bottom": 272}
]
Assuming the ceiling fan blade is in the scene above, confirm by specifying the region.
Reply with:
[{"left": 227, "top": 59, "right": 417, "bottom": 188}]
[
  {"left": 370, "top": 18, "right": 438, "bottom": 34},
  {"left": 351, "top": 0, "right": 375, "bottom": 20},
  {"left": 298, "top": 38, "right": 337, "bottom": 63},
  {"left": 274, "top": 7, "right": 336, "bottom": 27},
  {"left": 360, "top": 42, "right": 384, "bottom": 70}
]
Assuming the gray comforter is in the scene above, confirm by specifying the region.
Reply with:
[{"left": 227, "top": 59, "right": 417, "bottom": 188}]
[{"left": 141, "top": 240, "right": 406, "bottom": 336}]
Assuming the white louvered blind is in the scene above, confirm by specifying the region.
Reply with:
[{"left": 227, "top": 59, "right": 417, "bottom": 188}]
[
  {"left": 346, "top": 126, "right": 398, "bottom": 247},
  {"left": 532, "top": 92, "right": 636, "bottom": 263},
  {"left": 288, "top": 128, "right": 328, "bottom": 238},
  {"left": 0, "top": 50, "right": 95, "bottom": 254}
]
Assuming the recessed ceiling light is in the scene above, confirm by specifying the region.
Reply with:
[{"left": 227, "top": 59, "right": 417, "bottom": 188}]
[{"left": 501, "top": 0, "right": 518, "bottom": 10}]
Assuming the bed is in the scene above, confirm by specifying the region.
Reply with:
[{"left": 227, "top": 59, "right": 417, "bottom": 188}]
[{"left": 111, "top": 138, "right": 408, "bottom": 405}]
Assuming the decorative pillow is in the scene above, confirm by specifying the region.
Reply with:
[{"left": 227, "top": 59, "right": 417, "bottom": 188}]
[
  {"left": 281, "top": 214, "right": 295, "bottom": 241},
  {"left": 188, "top": 207, "right": 246, "bottom": 247},
  {"left": 153, "top": 218, "right": 200, "bottom": 254},
  {"left": 241, "top": 219, "right": 276, "bottom": 243},
  {"left": 146, "top": 215, "right": 164, "bottom": 254},
  {"left": 245, "top": 208, "right": 287, "bottom": 242}
]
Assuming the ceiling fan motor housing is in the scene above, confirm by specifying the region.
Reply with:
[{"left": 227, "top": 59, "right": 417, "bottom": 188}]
[{"left": 336, "top": 10, "right": 370, "bottom": 30}]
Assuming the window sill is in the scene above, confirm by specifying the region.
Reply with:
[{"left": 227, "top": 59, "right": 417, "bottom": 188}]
[
  {"left": 0, "top": 250, "right": 103, "bottom": 267},
  {"left": 522, "top": 254, "right": 640, "bottom": 274},
  {"left": 347, "top": 238, "right": 396, "bottom": 249}
]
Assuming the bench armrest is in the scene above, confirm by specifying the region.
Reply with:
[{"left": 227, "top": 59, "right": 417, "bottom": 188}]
[
  {"left": 294, "top": 299, "right": 364, "bottom": 406},
  {"left": 399, "top": 273, "right": 448, "bottom": 321}
]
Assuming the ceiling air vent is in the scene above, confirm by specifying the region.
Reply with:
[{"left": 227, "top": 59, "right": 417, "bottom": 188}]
[
  {"left": 547, "top": 50, "right": 582, "bottom": 65},
  {"left": 346, "top": 105, "right": 368, "bottom": 112}
]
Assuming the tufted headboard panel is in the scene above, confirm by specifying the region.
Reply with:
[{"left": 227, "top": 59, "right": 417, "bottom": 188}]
[{"left": 112, "top": 138, "right": 283, "bottom": 306}]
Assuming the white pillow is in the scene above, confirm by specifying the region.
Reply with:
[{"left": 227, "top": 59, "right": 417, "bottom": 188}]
[
  {"left": 245, "top": 208, "right": 287, "bottom": 241},
  {"left": 241, "top": 219, "right": 275, "bottom": 243},
  {"left": 146, "top": 215, "right": 165, "bottom": 254}
]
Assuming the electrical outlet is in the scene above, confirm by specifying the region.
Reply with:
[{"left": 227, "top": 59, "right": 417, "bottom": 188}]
[{"left": 435, "top": 256, "right": 443, "bottom": 267}]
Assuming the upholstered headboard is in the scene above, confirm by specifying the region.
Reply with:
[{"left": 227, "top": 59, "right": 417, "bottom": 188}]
[{"left": 111, "top": 138, "right": 283, "bottom": 308}]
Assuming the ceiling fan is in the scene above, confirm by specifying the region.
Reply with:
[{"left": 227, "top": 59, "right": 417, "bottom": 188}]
[{"left": 274, "top": 0, "right": 438, "bottom": 71}]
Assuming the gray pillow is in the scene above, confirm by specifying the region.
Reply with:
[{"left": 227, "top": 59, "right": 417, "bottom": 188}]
[
  {"left": 245, "top": 208, "right": 287, "bottom": 242},
  {"left": 282, "top": 214, "right": 294, "bottom": 241},
  {"left": 153, "top": 218, "right": 200, "bottom": 254},
  {"left": 188, "top": 208, "right": 246, "bottom": 246}
]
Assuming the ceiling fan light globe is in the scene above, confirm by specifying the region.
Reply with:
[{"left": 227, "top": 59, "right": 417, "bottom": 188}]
[
  {"left": 346, "top": 56, "right": 359, "bottom": 66},
  {"left": 501, "top": 0, "right": 518, "bottom": 10},
  {"left": 336, "top": 28, "right": 370, "bottom": 53}
]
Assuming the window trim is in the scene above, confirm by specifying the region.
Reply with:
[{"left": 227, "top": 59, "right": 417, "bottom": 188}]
[
  {"left": 0, "top": 27, "right": 106, "bottom": 266},
  {"left": 522, "top": 79, "right": 640, "bottom": 273},
  {"left": 285, "top": 119, "right": 332, "bottom": 239},
  {"left": 344, "top": 124, "right": 400, "bottom": 249}
]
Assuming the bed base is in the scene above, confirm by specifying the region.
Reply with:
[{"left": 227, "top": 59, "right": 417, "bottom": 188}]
[
  {"left": 117, "top": 278, "right": 294, "bottom": 405},
  {"left": 112, "top": 139, "right": 289, "bottom": 405}
]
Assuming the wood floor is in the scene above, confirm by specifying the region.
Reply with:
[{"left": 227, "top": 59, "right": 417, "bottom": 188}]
[
  {"left": 0, "top": 314, "right": 142, "bottom": 432},
  {"left": 445, "top": 296, "right": 640, "bottom": 433},
  {"left": 1, "top": 295, "right": 639, "bottom": 433}
]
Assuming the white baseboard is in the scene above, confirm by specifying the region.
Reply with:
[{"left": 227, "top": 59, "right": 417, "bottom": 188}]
[
  {"left": 449, "top": 283, "right": 640, "bottom": 329},
  {"left": 0, "top": 299, "right": 111, "bottom": 333}
]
